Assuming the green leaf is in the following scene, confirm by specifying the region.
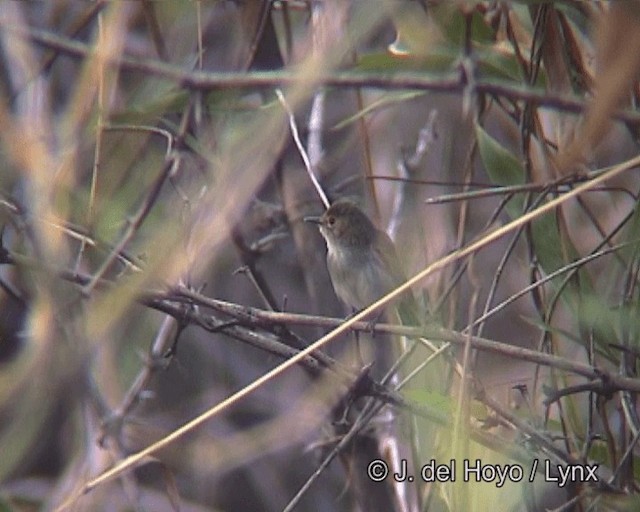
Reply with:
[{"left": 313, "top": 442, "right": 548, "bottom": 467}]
[
  {"left": 332, "top": 91, "right": 426, "bottom": 131},
  {"left": 475, "top": 124, "right": 570, "bottom": 273},
  {"left": 475, "top": 44, "right": 527, "bottom": 82},
  {"left": 431, "top": 4, "right": 496, "bottom": 46},
  {"left": 475, "top": 124, "right": 525, "bottom": 187},
  {"left": 356, "top": 50, "right": 456, "bottom": 73},
  {"left": 475, "top": 124, "right": 525, "bottom": 216}
]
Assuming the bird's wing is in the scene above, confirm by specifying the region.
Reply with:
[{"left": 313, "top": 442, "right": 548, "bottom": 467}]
[{"left": 374, "top": 230, "right": 421, "bottom": 326}]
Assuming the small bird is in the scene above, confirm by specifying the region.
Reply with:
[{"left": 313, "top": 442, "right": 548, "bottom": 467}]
[
  {"left": 308, "top": 199, "right": 447, "bottom": 506},
  {"left": 305, "top": 198, "right": 420, "bottom": 326}
]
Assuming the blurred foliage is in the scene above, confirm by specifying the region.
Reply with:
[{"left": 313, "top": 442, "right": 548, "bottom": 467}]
[{"left": 0, "top": 1, "right": 639, "bottom": 511}]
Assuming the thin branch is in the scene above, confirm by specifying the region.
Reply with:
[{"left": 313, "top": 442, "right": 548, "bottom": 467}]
[
  {"left": 166, "top": 287, "right": 640, "bottom": 392},
  {"left": 542, "top": 381, "right": 616, "bottom": 407},
  {"left": 38, "top": 153, "right": 640, "bottom": 509},
  {"left": 9, "top": 23, "right": 640, "bottom": 126},
  {"left": 80, "top": 105, "right": 187, "bottom": 295},
  {"left": 99, "top": 315, "right": 176, "bottom": 446},
  {"left": 0, "top": 194, "right": 144, "bottom": 272},
  {"left": 2, "top": 231, "right": 639, "bottom": 395},
  {"left": 276, "top": 89, "right": 330, "bottom": 209},
  {"left": 80, "top": 151, "right": 177, "bottom": 296},
  {"left": 468, "top": 240, "right": 640, "bottom": 332},
  {"left": 388, "top": 110, "right": 438, "bottom": 239}
]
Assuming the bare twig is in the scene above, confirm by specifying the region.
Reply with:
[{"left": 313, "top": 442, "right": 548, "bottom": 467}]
[
  {"left": 467, "top": 240, "right": 640, "bottom": 332},
  {"left": 10, "top": 23, "right": 640, "bottom": 126},
  {"left": 41, "top": 153, "right": 640, "bottom": 510},
  {"left": 166, "top": 287, "right": 640, "bottom": 392},
  {"left": 388, "top": 110, "right": 438, "bottom": 238},
  {"left": 80, "top": 106, "right": 186, "bottom": 295},
  {"left": 80, "top": 151, "right": 178, "bottom": 296},
  {"left": 276, "top": 89, "right": 330, "bottom": 209}
]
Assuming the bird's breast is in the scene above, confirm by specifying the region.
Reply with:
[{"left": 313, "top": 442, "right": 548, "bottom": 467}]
[{"left": 327, "top": 244, "right": 396, "bottom": 310}]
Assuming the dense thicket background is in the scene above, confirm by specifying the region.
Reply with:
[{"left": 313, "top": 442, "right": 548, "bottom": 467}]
[{"left": 1, "top": 1, "right": 640, "bottom": 511}]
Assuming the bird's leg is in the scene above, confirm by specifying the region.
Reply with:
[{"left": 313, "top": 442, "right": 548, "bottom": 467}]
[
  {"left": 365, "top": 310, "right": 384, "bottom": 337},
  {"left": 344, "top": 307, "right": 365, "bottom": 367},
  {"left": 343, "top": 308, "right": 385, "bottom": 366}
]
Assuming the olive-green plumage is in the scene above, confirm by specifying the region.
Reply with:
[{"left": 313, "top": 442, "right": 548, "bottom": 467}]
[{"left": 307, "top": 198, "right": 420, "bottom": 325}]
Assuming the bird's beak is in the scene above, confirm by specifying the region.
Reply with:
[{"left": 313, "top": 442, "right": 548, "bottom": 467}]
[{"left": 303, "top": 215, "right": 322, "bottom": 225}]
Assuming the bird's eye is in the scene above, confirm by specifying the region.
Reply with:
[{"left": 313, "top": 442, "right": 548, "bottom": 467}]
[{"left": 327, "top": 216, "right": 336, "bottom": 227}]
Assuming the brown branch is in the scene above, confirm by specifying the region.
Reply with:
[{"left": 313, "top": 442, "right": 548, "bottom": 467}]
[
  {"left": 9, "top": 23, "right": 640, "bottom": 126},
  {"left": 542, "top": 381, "right": 616, "bottom": 407},
  {"left": 163, "top": 287, "right": 640, "bottom": 393},
  {"left": 0, "top": 194, "right": 144, "bottom": 272},
  {"left": 80, "top": 150, "right": 177, "bottom": 295},
  {"left": 2, "top": 247, "right": 628, "bottom": 500},
  {"left": 478, "top": 391, "right": 617, "bottom": 492},
  {"left": 2, "top": 234, "right": 637, "bottom": 396},
  {"left": 80, "top": 97, "right": 194, "bottom": 295}
]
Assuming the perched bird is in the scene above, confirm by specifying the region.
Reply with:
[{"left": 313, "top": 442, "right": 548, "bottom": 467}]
[
  {"left": 305, "top": 198, "right": 420, "bottom": 326},
  {"left": 308, "top": 198, "right": 445, "bottom": 512}
]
